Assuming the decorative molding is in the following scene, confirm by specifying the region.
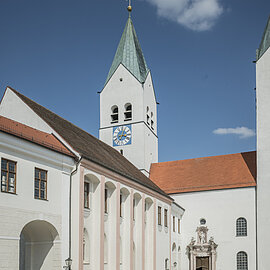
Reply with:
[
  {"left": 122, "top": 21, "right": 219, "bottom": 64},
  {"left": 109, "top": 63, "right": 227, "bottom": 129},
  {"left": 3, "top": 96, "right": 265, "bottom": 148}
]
[{"left": 187, "top": 225, "right": 218, "bottom": 270}]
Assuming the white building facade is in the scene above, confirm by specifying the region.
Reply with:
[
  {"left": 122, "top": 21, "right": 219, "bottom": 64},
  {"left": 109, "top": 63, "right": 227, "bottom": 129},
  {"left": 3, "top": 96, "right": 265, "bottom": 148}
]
[{"left": 0, "top": 85, "right": 183, "bottom": 270}]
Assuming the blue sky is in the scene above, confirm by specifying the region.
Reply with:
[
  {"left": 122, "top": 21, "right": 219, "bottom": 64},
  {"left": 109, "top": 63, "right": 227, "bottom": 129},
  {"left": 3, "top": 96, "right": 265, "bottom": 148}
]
[{"left": 0, "top": 0, "right": 268, "bottom": 162}]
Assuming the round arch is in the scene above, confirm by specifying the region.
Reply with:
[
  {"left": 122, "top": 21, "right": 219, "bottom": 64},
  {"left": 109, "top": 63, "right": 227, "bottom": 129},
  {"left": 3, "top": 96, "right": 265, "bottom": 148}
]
[{"left": 19, "top": 220, "right": 60, "bottom": 270}]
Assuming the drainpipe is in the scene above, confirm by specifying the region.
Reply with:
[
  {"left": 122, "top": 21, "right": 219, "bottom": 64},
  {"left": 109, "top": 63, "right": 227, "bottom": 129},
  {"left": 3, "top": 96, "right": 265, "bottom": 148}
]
[{"left": 67, "top": 156, "right": 82, "bottom": 269}]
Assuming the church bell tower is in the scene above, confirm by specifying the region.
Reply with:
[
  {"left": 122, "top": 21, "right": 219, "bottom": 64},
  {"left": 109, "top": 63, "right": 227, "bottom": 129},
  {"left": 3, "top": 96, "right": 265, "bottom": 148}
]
[{"left": 99, "top": 6, "right": 158, "bottom": 176}]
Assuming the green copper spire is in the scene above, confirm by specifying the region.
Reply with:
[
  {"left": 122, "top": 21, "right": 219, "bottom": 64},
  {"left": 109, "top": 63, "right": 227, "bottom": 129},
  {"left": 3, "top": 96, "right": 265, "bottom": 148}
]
[
  {"left": 105, "top": 17, "right": 149, "bottom": 85},
  {"left": 257, "top": 16, "right": 270, "bottom": 60}
]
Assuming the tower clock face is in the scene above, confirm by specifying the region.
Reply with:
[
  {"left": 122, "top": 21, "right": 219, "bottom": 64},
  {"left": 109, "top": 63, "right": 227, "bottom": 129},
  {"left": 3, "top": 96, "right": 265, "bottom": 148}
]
[{"left": 113, "top": 125, "right": 132, "bottom": 146}]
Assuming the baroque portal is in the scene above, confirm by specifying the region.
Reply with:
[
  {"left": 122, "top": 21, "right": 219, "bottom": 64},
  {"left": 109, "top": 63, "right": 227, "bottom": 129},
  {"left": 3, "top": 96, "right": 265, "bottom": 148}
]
[{"left": 187, "top": 224, "right": 217, "bottom": 270}]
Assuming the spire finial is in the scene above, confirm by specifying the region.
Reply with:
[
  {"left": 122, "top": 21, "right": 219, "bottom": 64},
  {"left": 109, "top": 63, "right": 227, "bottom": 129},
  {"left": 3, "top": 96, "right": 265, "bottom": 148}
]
[{"left": 127, "top": 0, "right": 132, "bottom": 13}]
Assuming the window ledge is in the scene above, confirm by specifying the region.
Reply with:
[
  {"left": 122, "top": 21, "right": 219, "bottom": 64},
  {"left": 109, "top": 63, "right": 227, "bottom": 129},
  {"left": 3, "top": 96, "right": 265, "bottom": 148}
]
[
  {"left": 1, "top": 191, "right": 17, "bottom": 195},
  {"left": 124, "top": 118, "right": 132, "bottom": 121},
  {"left": 34, "top": 198, "right": 48, "bottom": 201}
]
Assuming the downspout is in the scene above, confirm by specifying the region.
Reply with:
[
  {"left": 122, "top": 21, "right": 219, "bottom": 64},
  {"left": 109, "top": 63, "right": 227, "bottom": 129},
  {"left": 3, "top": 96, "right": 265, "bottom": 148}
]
[{"left": 68, "top": 156, "right": 82, "bottom": 269}]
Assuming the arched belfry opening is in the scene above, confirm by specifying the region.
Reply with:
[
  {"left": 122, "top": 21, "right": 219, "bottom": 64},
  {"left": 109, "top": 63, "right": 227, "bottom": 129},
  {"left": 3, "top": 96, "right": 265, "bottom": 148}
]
[{"left": 19, "top": 220, "right": 60, "bottom": 270}]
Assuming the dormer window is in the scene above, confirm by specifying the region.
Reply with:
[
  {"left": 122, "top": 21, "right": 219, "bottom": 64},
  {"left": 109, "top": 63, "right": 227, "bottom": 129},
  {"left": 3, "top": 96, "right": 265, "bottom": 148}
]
[
  {"left": 111, "top": 106, "right": 118, "bottom": 123},
  {"left": 124, "top": 103, "right": 132, "bottom": 121}
]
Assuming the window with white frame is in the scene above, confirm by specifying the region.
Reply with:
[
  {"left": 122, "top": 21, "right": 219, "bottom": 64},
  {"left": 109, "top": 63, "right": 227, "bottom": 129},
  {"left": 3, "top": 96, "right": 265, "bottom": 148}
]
[
  {"left": 236, "top": 218, "right": 247, "bottom": 236},
  {"left": 237, "top": 251, "right": 248, "bottom": 270}
]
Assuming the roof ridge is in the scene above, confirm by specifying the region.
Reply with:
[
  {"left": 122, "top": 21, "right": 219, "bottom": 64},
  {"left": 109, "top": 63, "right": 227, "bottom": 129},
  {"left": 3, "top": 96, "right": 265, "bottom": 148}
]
[
  {"left": 6, "top": 86, "right": 171, "bottom": 199},
  {"left": 152, "top": 151, "right": 256, "bottom": 166},
  {"left": 7, "top": 86, "right": 98, "bottom": 140}
]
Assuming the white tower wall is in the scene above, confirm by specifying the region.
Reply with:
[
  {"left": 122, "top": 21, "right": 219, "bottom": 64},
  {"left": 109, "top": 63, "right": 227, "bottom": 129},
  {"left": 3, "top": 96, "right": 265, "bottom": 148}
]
[
  {"left": 256, "top": 45, "right": 270, "bottom": 270},
  {"left": 99, "top": 64, "right": 158, "bottom": 175}
]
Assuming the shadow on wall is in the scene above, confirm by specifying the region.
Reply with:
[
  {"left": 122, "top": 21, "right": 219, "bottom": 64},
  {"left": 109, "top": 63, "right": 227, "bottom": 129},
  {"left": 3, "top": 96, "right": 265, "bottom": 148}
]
[{"left": 19, "top": 220, "right": 60, "bottom": 270}]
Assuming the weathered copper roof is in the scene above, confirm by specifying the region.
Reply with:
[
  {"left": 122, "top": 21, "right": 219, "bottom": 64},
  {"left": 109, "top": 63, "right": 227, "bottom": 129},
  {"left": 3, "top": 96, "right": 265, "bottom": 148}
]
[
  {"left": 7, "top": 87, "right": 170, "bottom": 199},
  {"left": 150, "top": 151, "right": 256, "bottom": 194},
  {"left": 0, "top": 115, "right": 74, "bottom": 157},
  {"left": 105, "top": 16, "right": 149, "bottom": 85},
  {"left": 257, "top": 16, "right": 270, "bottom": 60}
]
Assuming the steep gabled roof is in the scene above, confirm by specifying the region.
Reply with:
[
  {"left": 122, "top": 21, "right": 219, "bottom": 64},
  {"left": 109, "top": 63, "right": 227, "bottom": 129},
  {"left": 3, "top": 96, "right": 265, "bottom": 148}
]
[
  {"left": 150, "top": 151, "right": 256, "bottom": 194},
  {"left": 0, "top": 115, "right": 74, "bottom": 157},
  {"left": 105, "top": 17, "right": 149, "bottom": 85},
  {"left": 8, "top": 87, "right": 170, "bottom": 199},
  {"left": 257, "top": 16, "right": 270, "bottom": 60}
]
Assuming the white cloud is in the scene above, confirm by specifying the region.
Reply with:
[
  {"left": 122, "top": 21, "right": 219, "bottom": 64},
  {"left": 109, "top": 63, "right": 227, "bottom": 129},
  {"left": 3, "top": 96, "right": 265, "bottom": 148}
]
[
  {"left": 213, "top": 127, "right": 256, "bottom": 139},
  {"left": 145, "top": 0, "right": 223, "bottom": 31}
]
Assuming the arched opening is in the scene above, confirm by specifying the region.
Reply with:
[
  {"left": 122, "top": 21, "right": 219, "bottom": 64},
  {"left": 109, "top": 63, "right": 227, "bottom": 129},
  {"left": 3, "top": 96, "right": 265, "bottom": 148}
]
[
  {"left": 237, "top": 251, "right": 248, "bottom": 270},
  {"left": 124, "top": 103, "right": 132, "bottom": 121},
  {"left": 133, "top": 193, "right": 142, "bottom": 221},
  {"left": 104, "top": 234, "right": 108, "bottom": 265},
  {"left": 120, "top": 187, "right": 130, "bottom": 218},
  {"left": 83, "top": 228, "right": 90, "bottom": 264},
  {"left": 111, "top": 105, "right": 119, "bottom": 123},
  {"left": 19, "top": 220, "right": 60, "bottom": 270},
  {"left": 172, "top": 242, "right": 177, "bottom": 269},
  {"left": 178, "top": 246, "right": 181, "bottom": 269},
  {"left": 120, "top": 237, "right": 122, "bottom": 266},
  {"left": 236, "top": 217, "right": 247, "bottom": 236},
  {"left": 105, "top": 181, "right": 116, "bottom": 214},
  {"left": 84, "top": 174, "right": 100, "bottom": 212},
  {"left": 146, "top": 106, "right": 150, "bottom": 125},
  {"left": 150, "top": 112, "right": 154, "bottom": 130}
]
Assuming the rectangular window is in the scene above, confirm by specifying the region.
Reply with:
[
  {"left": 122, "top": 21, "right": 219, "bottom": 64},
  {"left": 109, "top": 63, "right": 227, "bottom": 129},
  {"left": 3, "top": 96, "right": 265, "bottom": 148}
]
[
  {"left": 120, "top": 193, "right": 123, "bottom": 217},
  {"left": 173, "top": 216, "right": 175, "bottom": 232},
  {"left": 164, "top": 209, "right": 168, "bottom": 227},
  {"left": 34, "top": 168, "right": 47, "bottom": 200},
  {"left": 1, "top": 158, "right": 16, "bottom": 194},
  {"left": 133, "top": 198, "right": 136, "bottom": 221},
  {"left": 178, "top": 218, "right": 180, "bottom": 234},
  {"left": 158, "top": 206, "right": 162, "bottom": 225},
  {"left": 105, "top": 188, "right": 108, "bottom": 213},
  {"left": 84, "top": 182, "right": 90, "bottom": 209}
]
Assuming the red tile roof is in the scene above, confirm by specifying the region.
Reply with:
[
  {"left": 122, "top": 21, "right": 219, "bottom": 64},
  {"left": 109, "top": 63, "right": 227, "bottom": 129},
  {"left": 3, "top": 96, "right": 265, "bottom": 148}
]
[
  {"left": 0, "top": 115, "right": 74, "bottom": 157},
  {"left": 150, "top": 151, "right": 256, "bottom": 194}
]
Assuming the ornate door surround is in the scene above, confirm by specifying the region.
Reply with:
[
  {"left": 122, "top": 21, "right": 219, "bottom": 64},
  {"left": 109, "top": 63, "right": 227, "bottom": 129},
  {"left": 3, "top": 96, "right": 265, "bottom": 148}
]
[{"left": 187, "top": 225, "right": 217, "bottom": 270}]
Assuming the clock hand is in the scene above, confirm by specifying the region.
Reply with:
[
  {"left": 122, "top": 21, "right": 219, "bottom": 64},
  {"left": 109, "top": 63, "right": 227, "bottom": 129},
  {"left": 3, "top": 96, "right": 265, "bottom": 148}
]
[{"left": 119, "top": 127, "right": 125, "bottom": 139}]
